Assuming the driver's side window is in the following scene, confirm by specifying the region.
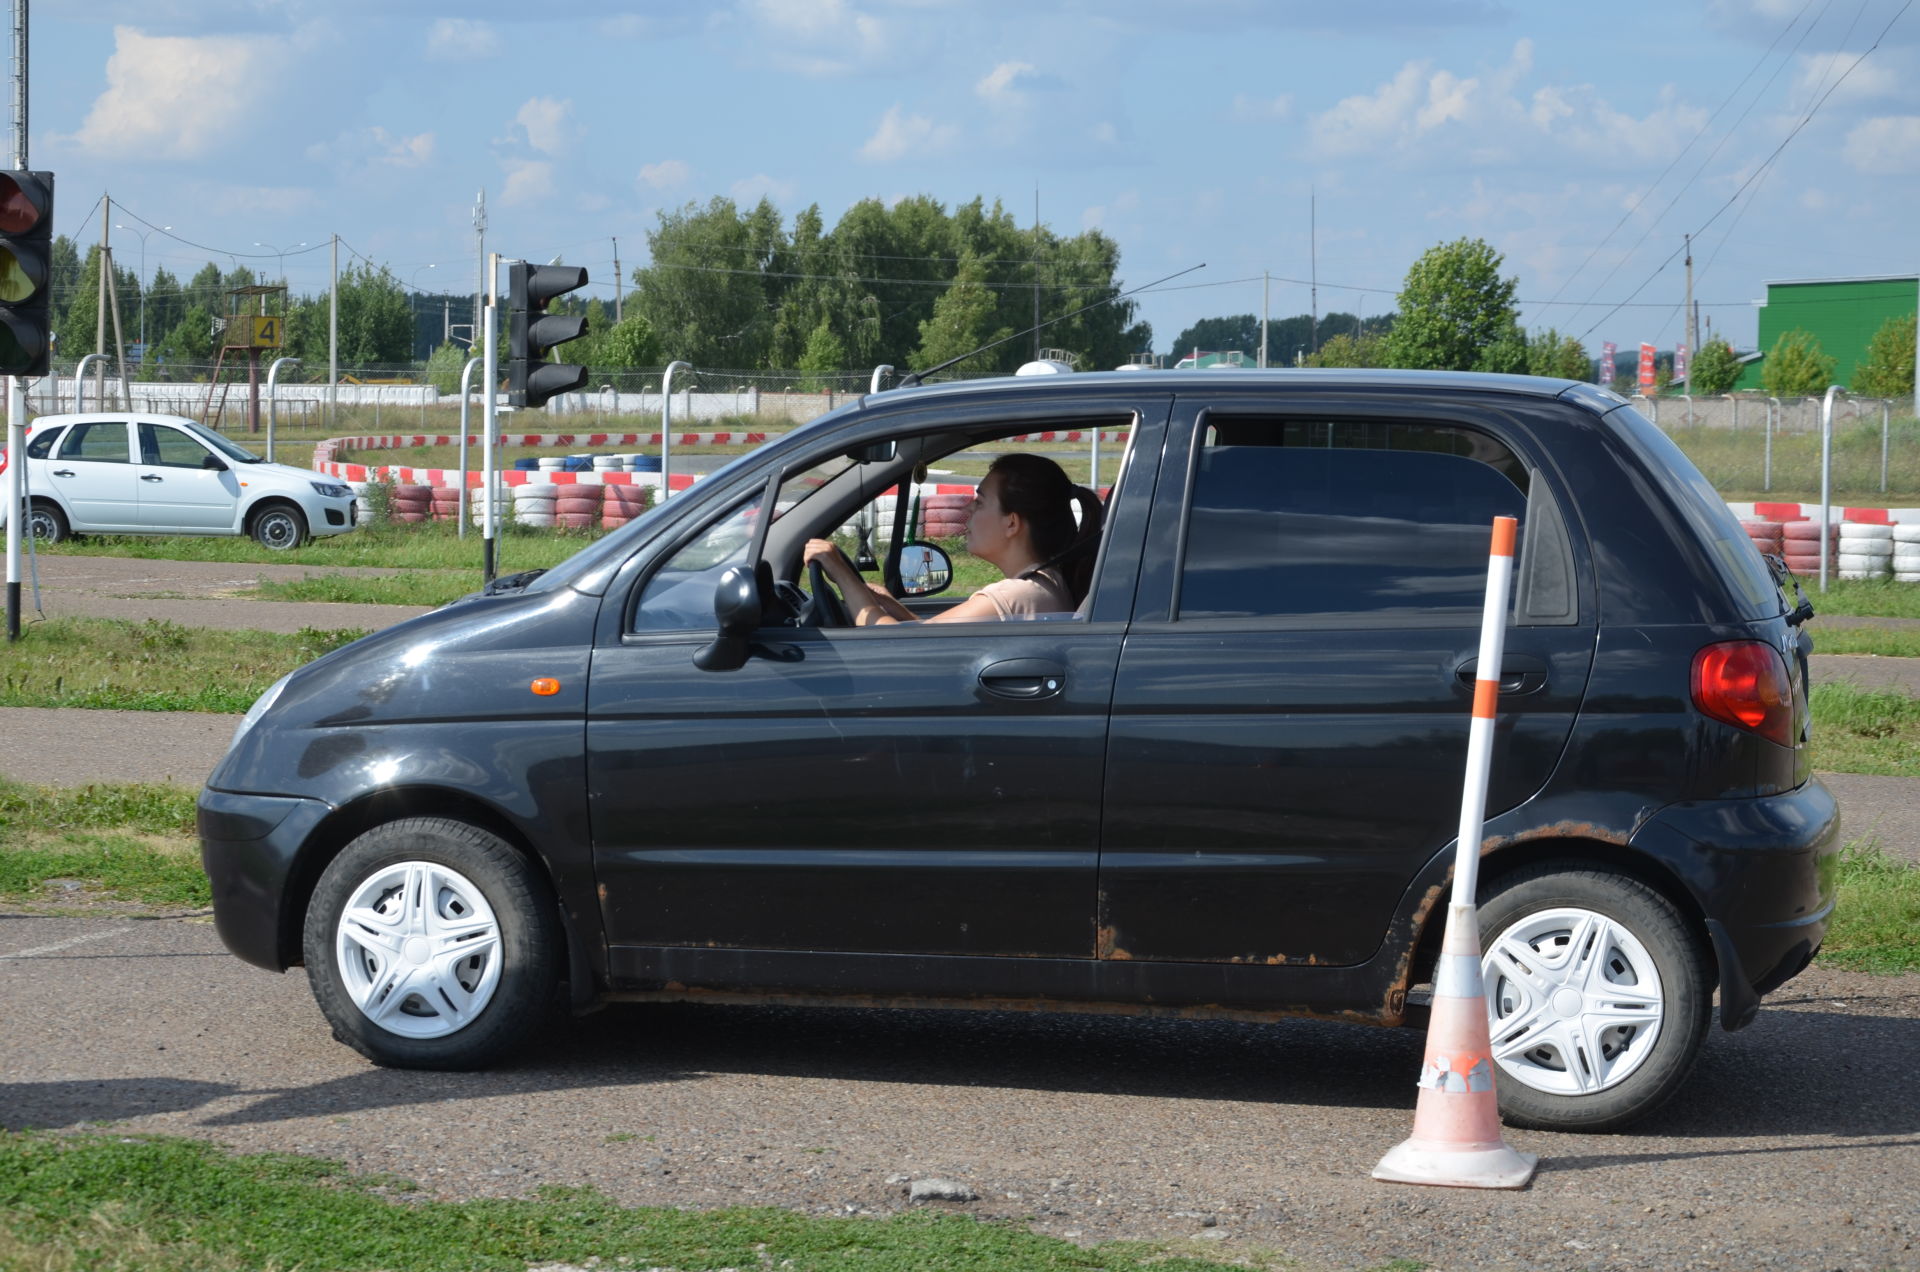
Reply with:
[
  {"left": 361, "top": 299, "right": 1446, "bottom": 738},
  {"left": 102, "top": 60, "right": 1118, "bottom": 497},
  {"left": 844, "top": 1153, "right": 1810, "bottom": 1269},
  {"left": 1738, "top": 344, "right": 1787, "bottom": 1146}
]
[{"left": 629, "top": 496, "right": 759, "bottom": 633}]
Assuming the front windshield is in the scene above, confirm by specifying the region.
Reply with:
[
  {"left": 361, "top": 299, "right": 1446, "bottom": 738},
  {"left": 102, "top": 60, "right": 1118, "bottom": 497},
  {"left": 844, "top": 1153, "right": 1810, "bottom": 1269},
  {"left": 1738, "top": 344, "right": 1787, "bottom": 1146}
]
[{"left": 181, "top": 421, "right": 262, "bottom": 463}]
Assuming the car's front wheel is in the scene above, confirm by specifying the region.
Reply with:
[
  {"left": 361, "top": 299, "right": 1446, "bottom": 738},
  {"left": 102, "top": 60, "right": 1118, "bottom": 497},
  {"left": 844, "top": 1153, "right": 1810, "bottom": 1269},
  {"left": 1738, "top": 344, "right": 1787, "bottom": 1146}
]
[
  {"left": 303, "top": 818, "right": 560, "bottom": 1069},
  {"left": 1479, "top": 865, "right": 1713, "bottom": 1132},
  {"left": 251, "top": 503, "right": 307, "bottom": 550}
]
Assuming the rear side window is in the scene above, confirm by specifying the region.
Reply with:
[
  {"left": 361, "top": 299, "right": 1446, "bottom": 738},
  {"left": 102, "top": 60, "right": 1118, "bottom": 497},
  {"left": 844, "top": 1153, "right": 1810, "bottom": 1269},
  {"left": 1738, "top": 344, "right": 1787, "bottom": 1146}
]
[
  {"left": 1179, "top": 419, "right": 1528, "bottom": 623},
  {"left": 26, "top": 426, "right": 62, "bottom": 458},
  {"left": 57, "top": 422, "right": 130, "bottom": 463}
]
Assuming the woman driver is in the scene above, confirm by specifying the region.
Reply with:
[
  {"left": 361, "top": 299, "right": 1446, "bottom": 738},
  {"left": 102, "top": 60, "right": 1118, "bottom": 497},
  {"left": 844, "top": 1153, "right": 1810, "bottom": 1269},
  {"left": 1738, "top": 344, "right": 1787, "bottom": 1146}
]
[{"left": 802, "top": 453, "right": 1103, "bottom": 625}]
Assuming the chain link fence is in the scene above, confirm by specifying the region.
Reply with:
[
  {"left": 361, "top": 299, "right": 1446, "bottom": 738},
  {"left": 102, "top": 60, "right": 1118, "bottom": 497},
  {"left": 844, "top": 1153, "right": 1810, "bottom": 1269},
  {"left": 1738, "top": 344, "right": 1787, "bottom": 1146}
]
[{"left": 1639, "top": 394, "right": 1919, "bottom": 500}]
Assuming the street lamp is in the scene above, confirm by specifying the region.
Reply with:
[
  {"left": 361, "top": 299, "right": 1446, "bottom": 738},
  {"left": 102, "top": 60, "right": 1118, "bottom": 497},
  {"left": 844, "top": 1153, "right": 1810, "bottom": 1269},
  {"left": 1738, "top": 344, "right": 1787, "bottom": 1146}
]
[
  {"left": 114, "top": 221, "right": 170, "bottom": 351},
  {"left": 253, "top": 240, "right": 306, "bottom": 288}
]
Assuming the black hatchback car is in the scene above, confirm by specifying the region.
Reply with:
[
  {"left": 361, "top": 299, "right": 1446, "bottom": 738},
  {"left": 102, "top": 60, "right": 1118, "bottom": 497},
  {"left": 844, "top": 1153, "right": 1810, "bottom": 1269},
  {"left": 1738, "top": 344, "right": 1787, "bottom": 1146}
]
[{"left": 201, "top": 369, "right": 1837, "bottom": 1132}]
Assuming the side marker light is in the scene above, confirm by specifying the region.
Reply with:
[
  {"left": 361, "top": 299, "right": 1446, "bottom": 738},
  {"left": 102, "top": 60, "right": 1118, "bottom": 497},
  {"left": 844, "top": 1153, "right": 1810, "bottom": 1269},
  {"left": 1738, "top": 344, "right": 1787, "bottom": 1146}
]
[{"left": 530, "top": 678, "right": 561, "bottom": 696}]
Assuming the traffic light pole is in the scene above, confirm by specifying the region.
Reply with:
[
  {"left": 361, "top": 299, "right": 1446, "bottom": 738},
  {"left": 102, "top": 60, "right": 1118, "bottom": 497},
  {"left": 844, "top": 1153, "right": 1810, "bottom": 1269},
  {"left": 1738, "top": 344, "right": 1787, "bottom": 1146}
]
[
  {"left": 481, "top": 253, "right": 498, "bottom": 584},
  {"left": 5, "top": 0, "right": 26, "bottom": 643}
]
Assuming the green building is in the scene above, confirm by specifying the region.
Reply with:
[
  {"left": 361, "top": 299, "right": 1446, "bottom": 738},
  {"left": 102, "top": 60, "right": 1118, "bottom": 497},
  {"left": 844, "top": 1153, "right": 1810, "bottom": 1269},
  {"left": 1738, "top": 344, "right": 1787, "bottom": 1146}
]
[{"left": 1733, "top": 274, "right": 1918, "bottom": 393}]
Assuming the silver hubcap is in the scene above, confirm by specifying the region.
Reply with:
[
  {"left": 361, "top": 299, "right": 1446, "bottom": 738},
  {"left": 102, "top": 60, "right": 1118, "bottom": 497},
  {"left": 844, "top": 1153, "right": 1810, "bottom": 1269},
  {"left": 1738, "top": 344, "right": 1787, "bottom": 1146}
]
[
  {"left": 1483, "top": 906, "right": 1665, "bottom": 1096},
  {"left": 28, "top": 511, "right": 56, "bottom": 538},
  {"left": 334, "top": 861, "right": 502, "bottom": 1039},
  {"left": 259, "top": 513, "right": 297, "bottom": 547}
]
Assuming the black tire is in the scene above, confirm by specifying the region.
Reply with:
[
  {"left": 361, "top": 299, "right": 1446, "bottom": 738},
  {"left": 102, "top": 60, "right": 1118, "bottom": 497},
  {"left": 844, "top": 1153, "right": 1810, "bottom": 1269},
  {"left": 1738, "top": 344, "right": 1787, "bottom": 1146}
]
[
  {"left": 27, "top": 500, "right": 69, "bottom": 543},
  {"left": 302, "top": 818, "right": 560, "bottom": 1069},
  {"left": 251, "top": 503, "right": 307, "bottom": 550},
  {"left": 1478, "top": 864, "right": 1712, "bottom": 1132}
]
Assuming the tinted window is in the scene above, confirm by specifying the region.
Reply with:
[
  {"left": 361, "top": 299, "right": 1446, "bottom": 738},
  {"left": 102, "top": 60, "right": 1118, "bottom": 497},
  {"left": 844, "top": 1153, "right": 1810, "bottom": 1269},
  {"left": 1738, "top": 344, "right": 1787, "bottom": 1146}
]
[
  {"left": 26, "top": 425, "right": 62, "bottom": 458},
  {"left": 1179, "top": 423, "right": 1528, "bottom": 622},
  {"left": 56, "top": 422, "right": 130, "bottom": 463},
  {"left": 630, "top": 495, "right": 759, "bottom": 632}
]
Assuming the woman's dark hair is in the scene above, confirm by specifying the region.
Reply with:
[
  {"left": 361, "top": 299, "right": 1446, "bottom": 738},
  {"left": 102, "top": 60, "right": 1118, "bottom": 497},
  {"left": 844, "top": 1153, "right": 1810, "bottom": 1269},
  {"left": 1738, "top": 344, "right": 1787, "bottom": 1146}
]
[{"left": 985, "top": 452, "right": 1105, "bottom": 605}]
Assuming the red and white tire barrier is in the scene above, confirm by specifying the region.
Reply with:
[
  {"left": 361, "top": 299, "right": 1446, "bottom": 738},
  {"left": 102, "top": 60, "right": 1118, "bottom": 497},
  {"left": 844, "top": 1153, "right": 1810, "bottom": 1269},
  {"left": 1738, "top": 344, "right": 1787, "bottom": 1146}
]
[{"left": 1374, "top": 516, "right": 1539, "bottom": 1191}]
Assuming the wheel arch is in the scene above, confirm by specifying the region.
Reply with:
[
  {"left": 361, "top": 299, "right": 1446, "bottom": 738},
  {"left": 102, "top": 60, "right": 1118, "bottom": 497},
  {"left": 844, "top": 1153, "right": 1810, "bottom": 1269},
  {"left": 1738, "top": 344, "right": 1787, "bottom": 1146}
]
[
  {"left": 279, "top": 785, "right": 589, "bottom": 994},
  {"left": 1406, "top": 837, "right": 1716, "bottom": 997},
  {"left": 244, "top": 495, "right": 305, "bottom": 533}
]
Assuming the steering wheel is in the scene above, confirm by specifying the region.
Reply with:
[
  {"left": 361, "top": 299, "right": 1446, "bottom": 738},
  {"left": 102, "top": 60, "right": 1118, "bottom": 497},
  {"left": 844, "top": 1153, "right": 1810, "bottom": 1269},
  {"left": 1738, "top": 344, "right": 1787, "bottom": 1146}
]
[{"left": 800, "top": 558, "right": 853, "bottom": 628}]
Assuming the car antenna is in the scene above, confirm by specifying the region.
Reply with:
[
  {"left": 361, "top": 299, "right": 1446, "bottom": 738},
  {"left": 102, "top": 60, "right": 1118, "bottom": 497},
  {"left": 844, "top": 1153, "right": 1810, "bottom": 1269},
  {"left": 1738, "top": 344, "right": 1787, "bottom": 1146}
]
[{"left": 895, "top": 263, "right": 1205, "bottom": 389}]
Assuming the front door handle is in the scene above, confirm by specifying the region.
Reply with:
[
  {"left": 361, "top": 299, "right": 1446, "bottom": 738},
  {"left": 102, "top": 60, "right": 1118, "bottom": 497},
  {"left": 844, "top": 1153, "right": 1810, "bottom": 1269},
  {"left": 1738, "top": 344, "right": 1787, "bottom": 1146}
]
[
  {"left": 1455, "top": 654, "right": 1548, "bottom": 695},
  {"left": 51, "top": 468, "right": 74, "bottom": 477},
  {"left": 978, "top": 657, "right": 1066, "bottom": 701},
  {"left": 141, "top": 473, "right": 163, "bottom": 482}
]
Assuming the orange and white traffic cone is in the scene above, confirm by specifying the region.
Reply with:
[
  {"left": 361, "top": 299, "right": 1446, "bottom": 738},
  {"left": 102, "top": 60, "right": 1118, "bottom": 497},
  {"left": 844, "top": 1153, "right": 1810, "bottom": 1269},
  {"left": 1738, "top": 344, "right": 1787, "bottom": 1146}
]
[
  {"left": 1371, "top": 901, "right": 1537, "bottom": 1188},
  {"left": 1373, "top": 514, "right": 1537, "bottom": 1189}
]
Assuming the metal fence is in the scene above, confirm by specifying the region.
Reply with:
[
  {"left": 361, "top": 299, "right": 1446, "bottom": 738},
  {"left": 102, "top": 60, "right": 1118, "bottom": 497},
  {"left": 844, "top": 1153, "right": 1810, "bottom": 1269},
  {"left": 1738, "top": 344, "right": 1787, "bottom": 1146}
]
[{"left": 1639, "top": 395, "right": 1919, "bottom": 499}]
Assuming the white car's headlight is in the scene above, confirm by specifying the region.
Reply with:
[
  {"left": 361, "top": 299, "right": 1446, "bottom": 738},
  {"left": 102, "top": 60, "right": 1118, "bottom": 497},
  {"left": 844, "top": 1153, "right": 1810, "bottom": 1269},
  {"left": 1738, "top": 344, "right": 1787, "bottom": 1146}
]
[
  {"left": 229, "top": 672, "right": 293, "bottom": 753},
  {"left": 310, "top": 480, "right": 352, "bottom": 499}
]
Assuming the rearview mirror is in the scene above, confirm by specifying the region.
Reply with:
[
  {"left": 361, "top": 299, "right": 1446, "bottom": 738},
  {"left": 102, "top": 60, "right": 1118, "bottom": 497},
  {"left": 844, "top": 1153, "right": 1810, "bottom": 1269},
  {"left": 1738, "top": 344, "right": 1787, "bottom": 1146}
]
[
  {"left": 693, "top": 564, "right": 762, "bottom": 671},
  {"left": 897, "top": 541, "right": 953, "bottom": 597},
  {"left": 846, "top": 440, "right": 896, "bottom": 464}
]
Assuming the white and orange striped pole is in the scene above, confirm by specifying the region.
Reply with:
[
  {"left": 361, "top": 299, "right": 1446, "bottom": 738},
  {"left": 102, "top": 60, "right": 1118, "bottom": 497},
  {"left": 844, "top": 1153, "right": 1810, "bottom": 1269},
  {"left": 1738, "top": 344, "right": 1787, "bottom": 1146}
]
[{"left": 1373, "top": 515, "right": 1539, "bottom": 1190}]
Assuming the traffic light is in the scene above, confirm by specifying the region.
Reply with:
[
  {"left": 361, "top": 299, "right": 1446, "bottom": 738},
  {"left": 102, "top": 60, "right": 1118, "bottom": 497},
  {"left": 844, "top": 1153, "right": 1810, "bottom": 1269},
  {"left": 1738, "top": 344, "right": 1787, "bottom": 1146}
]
[
  {"left": 0, "top": 170, "right": 52, "bottom": 377},
  {"left": 507, "top": 261, "right": 588, "bottom": 408}
]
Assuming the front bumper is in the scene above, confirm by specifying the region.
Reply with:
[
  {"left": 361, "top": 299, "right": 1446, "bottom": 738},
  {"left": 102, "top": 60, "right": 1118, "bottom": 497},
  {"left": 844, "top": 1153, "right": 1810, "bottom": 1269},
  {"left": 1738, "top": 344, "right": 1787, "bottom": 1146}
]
[
  {"left": 198, "top": 788, "right": 334, "bottom": 971},
  {"left": 1630, "top": 778, "right": 1841, "bottom": 1031}
]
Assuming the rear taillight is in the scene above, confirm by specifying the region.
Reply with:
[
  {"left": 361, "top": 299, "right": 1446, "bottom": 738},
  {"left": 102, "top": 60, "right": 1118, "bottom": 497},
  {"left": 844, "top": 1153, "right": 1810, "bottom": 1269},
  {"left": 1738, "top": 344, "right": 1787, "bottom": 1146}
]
[{"left": 1692, "top": 641, "right": 1794, "bottom": 747}]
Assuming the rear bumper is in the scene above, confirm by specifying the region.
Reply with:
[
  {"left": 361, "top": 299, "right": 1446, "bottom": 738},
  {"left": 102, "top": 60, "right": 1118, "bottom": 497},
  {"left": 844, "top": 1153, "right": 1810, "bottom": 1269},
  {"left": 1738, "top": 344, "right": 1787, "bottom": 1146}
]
[
  {"left": 1630, "top": 778, "right": 1840, "bottom": 1030},
  {"left": 198, "top": 788, "right": 333, "bottom": 972}
]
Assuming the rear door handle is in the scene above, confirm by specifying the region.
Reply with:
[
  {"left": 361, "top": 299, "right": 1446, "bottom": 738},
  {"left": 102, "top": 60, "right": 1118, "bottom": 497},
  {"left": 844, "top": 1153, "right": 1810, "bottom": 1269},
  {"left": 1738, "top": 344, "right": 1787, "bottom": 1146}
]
[
  {"left": 1455, "top": 654, "right": 1548, "bottom": 695},
  {"left": 51, "top": 468, "right": 74, "bottom": 477},
  {"left": 978, "top": 657, "right": 1066, "bottom": 701},
  {"left": 141, "top": 473, "right": 163, "bottom": 482}
]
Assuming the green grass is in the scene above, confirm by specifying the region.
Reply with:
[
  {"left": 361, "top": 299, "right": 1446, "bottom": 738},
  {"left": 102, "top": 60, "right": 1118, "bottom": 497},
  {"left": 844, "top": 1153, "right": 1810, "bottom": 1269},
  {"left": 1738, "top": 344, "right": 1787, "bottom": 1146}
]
[
  {"left": 0, "top": 618, "right": 364, "bottom": 713},
  {"left": 246, "top": 572, "right": 476, "bottom": 608},
  {"left": 1809, "top": 627, "right": 1920, "bottom": 657},
  {"left": 1803, "top": 578, "right": 1920, "bottom": 620},
  {"left": 1669, "top": 414, "right": 1920, "bottom": 504},
  {"left": 0, "top": 781, "right": 206, "bottom": 908},
  {"left": 1810, "top": 683, "right": 1920, "bottom": 776},
  {"left": 1820, "top": 840, "right": 1920, "bottom": 974},
  {"left": 34, "top": 517, "right": 596, "bottom": 572},
  {"left": 0, "top": 1133, "right": 1262, "bottom": 1272}
]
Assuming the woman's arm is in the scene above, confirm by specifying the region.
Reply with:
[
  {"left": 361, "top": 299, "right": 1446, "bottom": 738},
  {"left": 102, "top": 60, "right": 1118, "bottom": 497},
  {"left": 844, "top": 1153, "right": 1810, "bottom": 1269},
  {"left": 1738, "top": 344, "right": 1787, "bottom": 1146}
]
[{"left": 803, "top": 540, "right": 913, "bottom": 625}]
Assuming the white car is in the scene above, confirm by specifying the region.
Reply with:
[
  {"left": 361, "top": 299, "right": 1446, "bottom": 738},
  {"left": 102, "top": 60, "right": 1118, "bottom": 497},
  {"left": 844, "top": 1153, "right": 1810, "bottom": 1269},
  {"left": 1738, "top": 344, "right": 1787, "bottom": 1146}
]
[{"left": 0, "top": 412, "right": 358, "bottom": 550}]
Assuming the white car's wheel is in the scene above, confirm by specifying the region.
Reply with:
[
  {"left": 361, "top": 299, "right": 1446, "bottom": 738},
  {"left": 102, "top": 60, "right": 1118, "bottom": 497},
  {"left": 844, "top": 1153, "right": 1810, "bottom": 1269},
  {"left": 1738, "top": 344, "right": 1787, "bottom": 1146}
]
[
  {"left": 303, "top": 818, "right": 559, "bottom": 1069},
  {"left": 1478, "top": 866, "right": 1712, "bottom": 1132},
  {"left": 251, "top": 503, "right": 307, "bottom": 550},
  {"left": 27, "top": 500, "right": 69, "bottom": 543}
]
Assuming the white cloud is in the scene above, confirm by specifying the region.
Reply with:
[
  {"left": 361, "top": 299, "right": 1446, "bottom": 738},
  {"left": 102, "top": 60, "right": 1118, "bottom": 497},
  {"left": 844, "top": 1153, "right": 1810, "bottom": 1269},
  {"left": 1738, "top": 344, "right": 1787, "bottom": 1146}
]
[
  {"left": 1792, "top": 50, "right": 1904, "bottom": 106},
  {"left": 513, "top": 97, "right": 580, "bottom": 156},
  {"left": 426, "top": 18, "right": 500, "bottom": 61},
  {"left": 731, "top": 173, "right": 797, "bottom": 204},
  {"left": 65, "top": 26, "right": 290, "bottom": 159},
  {"left": 1307, "top": 41, "right": 1705, "bottom": 168},
  {"left": 976, "top": 61, "right": 1037, "bottom": 104},
  {"left": 859, "top": 105, "right": 958, "bottom": 162},
  {"left": 1843, "top": 115, "right": 1920, "bottom": 173},
  {"left": 638, "top": 160, "right": 691, "bottom": 190},
  {"left": 306, "top": 126, "right": 434, "bottom": 171},
  {"left": 1232, "top": 93, "right": 1293, "bottom": 121},
  {"left": 500, "top": 158, "right": 555, "bottom": 207},
  {"left": 742, "top": 0, "right": 889, "bottom": 74}
]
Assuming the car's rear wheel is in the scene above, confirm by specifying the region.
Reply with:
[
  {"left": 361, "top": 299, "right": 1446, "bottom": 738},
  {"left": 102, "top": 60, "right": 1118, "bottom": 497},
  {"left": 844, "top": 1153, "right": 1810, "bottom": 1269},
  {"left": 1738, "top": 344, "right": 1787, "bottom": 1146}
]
[
  {"left": 303, "top": 818, "right": 560, "bottom": 1069},
  {"left": 27, "top": 500, "right": 69, "bottom": 543},
  {"left": 1478, "top": 865, "right": 1712, "bottom": 1132},
  {"left": 251, "top": 503, "right": 307, "bottom": 550}
]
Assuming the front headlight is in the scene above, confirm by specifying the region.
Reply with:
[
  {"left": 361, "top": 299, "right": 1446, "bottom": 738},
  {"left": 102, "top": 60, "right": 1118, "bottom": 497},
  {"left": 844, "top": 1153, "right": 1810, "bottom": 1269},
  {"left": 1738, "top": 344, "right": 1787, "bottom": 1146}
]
[
  {"left": 310, "top": 481, "right": 352, "bottom": 498},
  {"left": 229, "top": 672, "right": 293, "bottom": 753}
]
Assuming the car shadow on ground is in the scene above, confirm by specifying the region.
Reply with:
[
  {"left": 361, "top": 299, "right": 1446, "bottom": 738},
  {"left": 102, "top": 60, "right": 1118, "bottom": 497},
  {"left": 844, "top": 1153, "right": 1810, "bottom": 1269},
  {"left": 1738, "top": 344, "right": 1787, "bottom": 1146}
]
[{"left": 1, "top": 1078, "right": 239, "bottom": 1131}]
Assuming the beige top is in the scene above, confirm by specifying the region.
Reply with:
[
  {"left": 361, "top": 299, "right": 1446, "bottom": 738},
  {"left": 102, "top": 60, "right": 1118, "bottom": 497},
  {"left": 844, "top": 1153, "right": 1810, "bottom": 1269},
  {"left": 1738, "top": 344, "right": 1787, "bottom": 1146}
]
[{"left": 974, "top": 568, "right": 1074, "bottom": 618}]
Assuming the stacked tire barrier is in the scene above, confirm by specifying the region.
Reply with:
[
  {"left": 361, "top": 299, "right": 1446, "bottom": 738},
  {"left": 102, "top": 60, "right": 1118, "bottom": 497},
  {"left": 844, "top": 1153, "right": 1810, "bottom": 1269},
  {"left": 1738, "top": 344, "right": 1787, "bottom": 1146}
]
[
  {"left": 390, "top": 484, "right": 431, "bottom": 524},
  {"left": 1781, "top": 521, "right": 1836, "bottom": 577},
  {"left": 553, "top": 484, "right": 604, "bottom": 530},
  {"left": 1838, "top": 523, "right": 1894, "bottom": 580},
  {"left": 603, "top": 484, "right": 651, "bottom": 528},
  {"left": 430, "top": 486, "right": 463, "bottom": 523},
  {"left": 918, "top": 492, "right": 972, "bottom": 538},
  {"left": 1898, "top": 525, "right": 1920, "bottom": 584},
  {"left": 1741, "top": 519, "right": 1784, "bottom": 561},
  {"left": 512, "top": 484, "right": 557, "bottom": 528}
]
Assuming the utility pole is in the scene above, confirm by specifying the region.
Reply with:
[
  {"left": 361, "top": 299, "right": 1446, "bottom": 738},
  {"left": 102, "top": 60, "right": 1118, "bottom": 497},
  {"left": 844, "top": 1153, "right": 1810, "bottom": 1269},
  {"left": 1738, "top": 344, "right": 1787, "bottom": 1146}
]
[
  {"left": 1260, "top": 272, "right": 1269, "bottom": 369},
  {"left": 1681, "top": 234, "right": 1697, "bottom": 399},
  {"left": 1032, "top": 187, "right": 1041, "bottom": 361},
  {"left": 1309, "top": 189, "right": 1318, "bottom": 357},
  {"left": 612, "top": 236, "right": 622, "bottom": 323},
  {"left": 5, "top": 0, "right": 27, "bottom": 641},
  {"left": 472, "top": 189, "right": 486, "bottom": 355},
  {"left": 328, "top": 233, "right": 338, "bottom": 426},
  {"left": 97, "top": 195, "right": 109, "bottom": 407}
]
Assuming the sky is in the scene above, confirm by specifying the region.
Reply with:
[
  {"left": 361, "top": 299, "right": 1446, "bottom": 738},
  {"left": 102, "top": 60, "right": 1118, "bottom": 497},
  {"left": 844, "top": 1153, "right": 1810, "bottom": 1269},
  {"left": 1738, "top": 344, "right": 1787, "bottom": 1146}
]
[{"left": 25, "top": 0, "right": 1920, "bottom": 366}]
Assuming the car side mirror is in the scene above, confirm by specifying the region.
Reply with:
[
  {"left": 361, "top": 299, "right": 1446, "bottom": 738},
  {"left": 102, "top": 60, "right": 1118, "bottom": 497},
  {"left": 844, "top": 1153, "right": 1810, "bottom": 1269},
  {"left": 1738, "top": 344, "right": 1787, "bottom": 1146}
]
[
  {"left": 693, "top": 564, "right": 763, "bottom": 671},
  {"left": 203, "top": 454, "right": 228, "bottom": 471},
  {"left": 896, "top": 541, "right": 953, "bottom": 597}
]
